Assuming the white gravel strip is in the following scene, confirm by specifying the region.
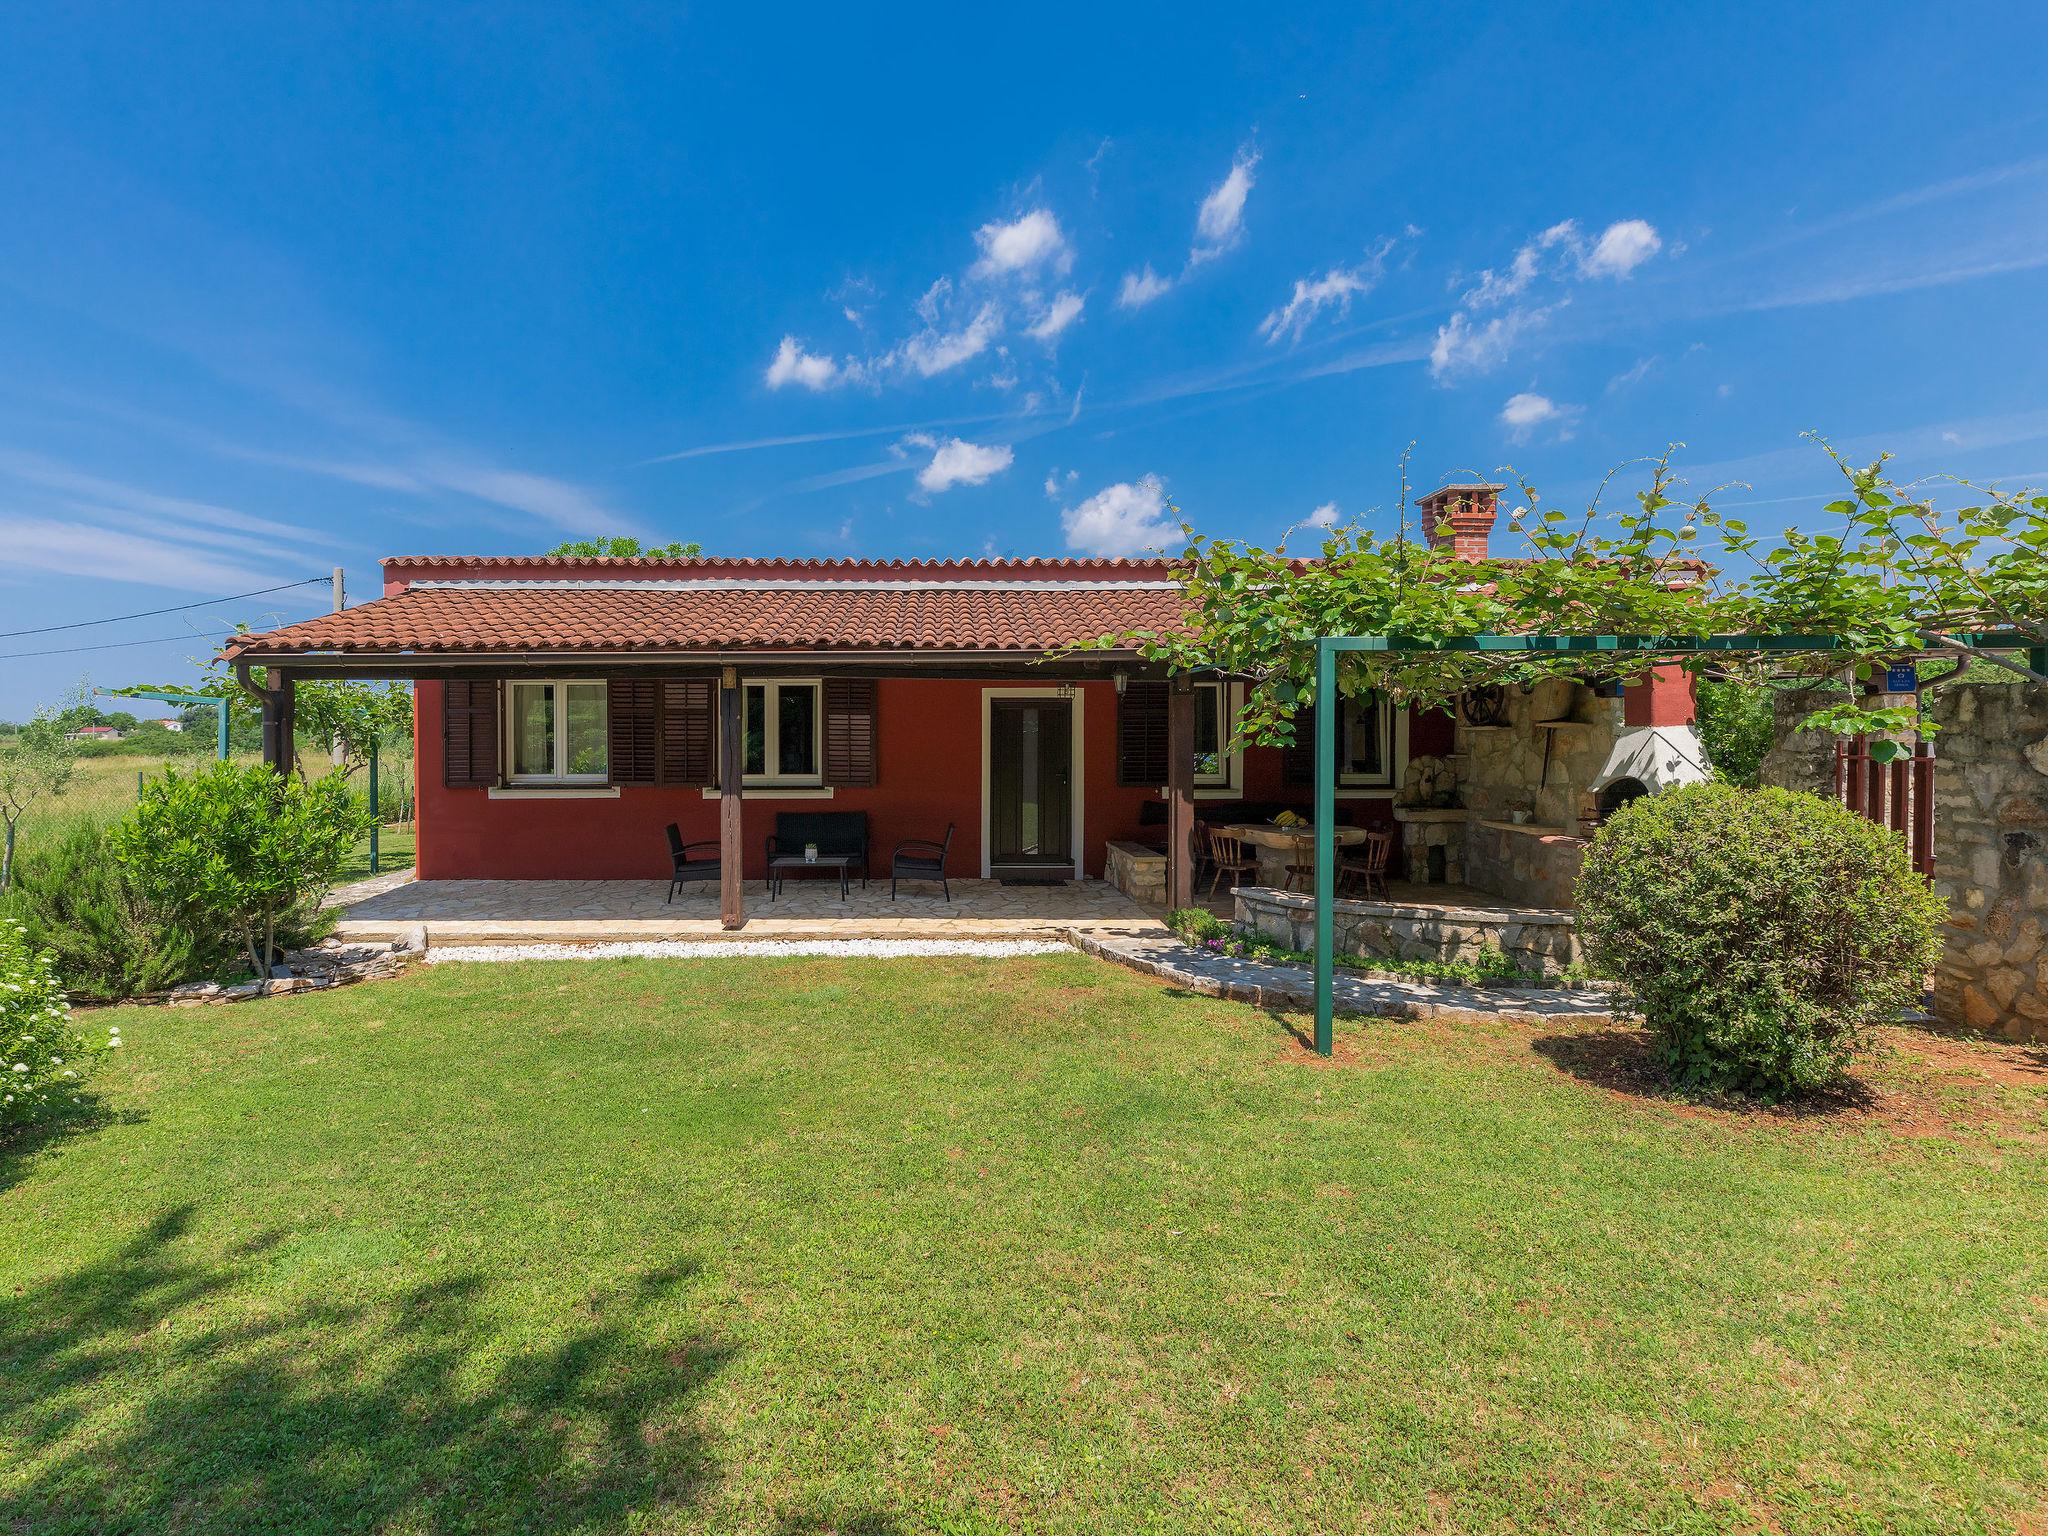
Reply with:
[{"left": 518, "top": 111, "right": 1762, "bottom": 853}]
[{"left": 424, "top": 938, "right": 1072, "bottom": 964}]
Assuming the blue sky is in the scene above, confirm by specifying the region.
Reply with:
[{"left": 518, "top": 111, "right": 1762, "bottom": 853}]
[{"left": 3, "top": 1, "right": 2047, "bottom": 718}]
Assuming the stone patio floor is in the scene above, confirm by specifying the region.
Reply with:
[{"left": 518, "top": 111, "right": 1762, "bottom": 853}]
[{"left": 328, "top": 871, "right": 1163, "bottom": 945}]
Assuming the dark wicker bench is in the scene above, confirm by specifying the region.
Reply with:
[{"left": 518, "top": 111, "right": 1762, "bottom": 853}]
[{"left": 764, "top": 811, "right": 869, "bottom": 893}]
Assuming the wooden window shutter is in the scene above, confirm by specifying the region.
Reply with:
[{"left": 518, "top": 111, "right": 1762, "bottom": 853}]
[
  {"left": 822, "top": 679, "right": 877, "bottom": 787},
  {"left": 608, "top": 679, "right": 659, "bottom": 786},
  {"left": 443, "top": 679, "right": 501, "bottom": 788},
  {"left": 657, "top": 679, "right": 717, "bottom": 786},
  {"left": 1116, "top": 681, "right": 1169, "bottom": 786}
]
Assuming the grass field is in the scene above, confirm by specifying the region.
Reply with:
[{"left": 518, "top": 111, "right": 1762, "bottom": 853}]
[
  {"left": 11, "top": 752, "right": 415, "bottom": 878},
  {"left": 3, "top": 955, "right": 2045, "bottom": 1533}
]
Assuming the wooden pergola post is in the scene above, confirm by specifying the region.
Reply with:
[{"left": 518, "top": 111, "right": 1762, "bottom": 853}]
[
  {"left": 718, "top": 668, "right": 744, "bottom": 929},
  {"left": 260, "top": 667, "right": 295, "bottom": 773},
  {"left": 1166, "top": 677, "right": 1195, "bottom": 912}
]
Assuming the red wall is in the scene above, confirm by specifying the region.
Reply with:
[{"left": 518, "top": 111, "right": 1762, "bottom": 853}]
[
  {"left": 412, "top": 678, "right": 1440, "bottom": 881},
  {"left": 1624, "top": 665, "right": 1698, "bottom": 727},
  {"left": 416, "top": 677, "right": 1166, "bottom": 882}
]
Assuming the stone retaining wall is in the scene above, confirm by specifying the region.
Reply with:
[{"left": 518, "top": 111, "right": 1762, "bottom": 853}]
[
  {"left": 1234, "top": 884, "right": 1583, "bottom": 978},
  {"left": 1928, "top": 683, "right": 2048, "bottom": 1039},
  {"left": 1104, "top": 839, "right": 1166, "bottom": 908}
]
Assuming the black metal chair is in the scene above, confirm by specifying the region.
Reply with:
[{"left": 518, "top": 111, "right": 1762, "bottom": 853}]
[
  {"left": 665, "top": 823, "right": 721, "bottom": 903},
  {"left": 890, "top": 823, "right": 955, "bottom": 901}
]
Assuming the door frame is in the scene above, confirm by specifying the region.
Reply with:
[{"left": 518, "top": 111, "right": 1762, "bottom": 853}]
[{"left": 980, "top": 686, "right": 1086, "bottom": 879}]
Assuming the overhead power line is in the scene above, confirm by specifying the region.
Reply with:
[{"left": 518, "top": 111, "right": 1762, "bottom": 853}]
[
  {"left": 0, "top": 577, "right": 329, "bottom": 641},
  {"left": 0, "top": 630, "right": 234, "bottom": 661}
]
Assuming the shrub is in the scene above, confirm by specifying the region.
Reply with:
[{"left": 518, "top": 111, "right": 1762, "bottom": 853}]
[
  {"left": 1576, "top": 783, "right": 1944, "bottom": 1099},
  {"left": 110, "top": 763, "right": 372, "bottom": 979},
  {"left": 1, "top": 919, "right": 118, "bottom": 1133},
  {"left": 0, "top": 820, "right": 226, "bottom": 1001}
]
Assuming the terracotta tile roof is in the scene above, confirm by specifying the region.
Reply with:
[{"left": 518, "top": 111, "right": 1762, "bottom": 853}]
[
  {"left": 226, "top": 579, "right": 1188, "bottom": 659},
  {"left": 381, "top": 554, "right": 1177, "bottom": 574}
]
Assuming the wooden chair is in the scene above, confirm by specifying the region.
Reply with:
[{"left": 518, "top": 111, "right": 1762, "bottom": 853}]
[
  {"left": 1336, "top": 828, "right": 1394, "bottom": 899},
  {"left": 890, "top": 823, "right": 955, "bottom": 901},
  {"left": 1191, "top": 819, "right": 1216, "bottom": 891},
  {"left": 664, "top": 823, "right": 722, "bottom": 903},
  {"left": 1206, "top": 828, "right": 1258, "bottom": 896},
  {"left": 1282, "top": 831, "right": 1316, "bottom": 893}
]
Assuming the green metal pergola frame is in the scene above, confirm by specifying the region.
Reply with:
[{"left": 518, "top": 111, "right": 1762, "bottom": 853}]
[{"left": 1307, "top": 629, "right": 2042, "bottom": 1055}]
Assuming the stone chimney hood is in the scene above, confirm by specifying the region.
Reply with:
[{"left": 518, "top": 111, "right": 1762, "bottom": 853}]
[{"left": 1588, "top": 725, "right": 1713, "bottom": 796}]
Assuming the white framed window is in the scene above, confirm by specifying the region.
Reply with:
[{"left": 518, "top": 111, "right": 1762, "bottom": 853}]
[
  {"left": 1192, "top": 680, "right": 1242, "bottom": 790},
  {"left": 506, "top": 680, "right": 609, "bottom": 785},
  {"left": 1338, "top": 691, "right": 1393, "bottom": 786},
  {"left": 742, "top": 679, "right": 822, "bottom": 786}
]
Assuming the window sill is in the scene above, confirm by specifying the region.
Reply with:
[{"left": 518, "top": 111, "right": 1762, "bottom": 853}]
[
  {"left": 487, "top": 785, "right": 621, "bottom": 800},
  {"left": 698, "top": 785, "right": 836, "bottom": 800}
]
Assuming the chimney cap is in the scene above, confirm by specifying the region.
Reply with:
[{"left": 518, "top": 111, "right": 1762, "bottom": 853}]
[{"left": 1417, "top": 481, "right": 1506, "bottom": 504}]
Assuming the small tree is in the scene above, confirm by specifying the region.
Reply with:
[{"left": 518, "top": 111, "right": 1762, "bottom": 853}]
[
  {"left": 0, "top": 711, "right": 79, "bottom": 891},
  {"left": 110, "top": 763, "right": 373, "bottom": 979},
  {"left": 1576, "top": 784, "right": 1944, "bottom": 1099}
]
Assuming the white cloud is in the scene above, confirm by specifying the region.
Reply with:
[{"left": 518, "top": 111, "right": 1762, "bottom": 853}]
[
  {"left": 415, "top": 459, "right": 621, "bottom": 533},
  {"left": 1463, "top": 220, "right": 1580, "bottom": 308},
  {"left": 1581, "top": 218, "right": 1663, "bottom": 279},
  {"left": 1118, "top": 264, "right": 1173, "bottom": 308},
  {"left": 1429, "top": 303, "right": 1560, "bottom": 380},
  {"left": 1606, "top": 354, "right": 1659, "bottom": 393},
  {"left": 1941, "top": 429, "right": 1963, "bottom": 444},
  {"left": 1259, "top": 247, "right": 1388, "bottom": 343},
  {"left": 1043, "top": 467, "right": 1079, "bottom": 499},
  {"left": 764, "top": 335, "right": 844, "bottom": 390},
  {"left": 1307, "top": 501, "right": 1340, "bottom": 527},
  {"left": 0, "top": 514, "right": 326, "bottom": 595},
  {"left": 1026, "top": 290, "right": 1086, "bottom": 343},
  {"left": 1061, "top": 473, "right": 1180, "bottom": 556},
  {"left": 903, "top": 435, "right": 1014, "bottom": 494},
  {"left": 1498, "top": 391, "right": 1581, "bottom": 444},
  {"left": 971, "top": 209, "right": 1071, "bottom": 279},
  {"left": 891, "top": 301, "right": 1002, "bottom": 377},
  {"left": 1191, "top": 149, "right": 1259, "bottom": 261}
]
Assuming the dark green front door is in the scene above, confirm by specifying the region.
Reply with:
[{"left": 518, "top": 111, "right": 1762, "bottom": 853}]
[{"left": 988, "top": 698, "right": 1073, "bottom": 873}]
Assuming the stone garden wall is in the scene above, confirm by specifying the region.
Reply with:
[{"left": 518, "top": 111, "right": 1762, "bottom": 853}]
[
  {"left": 1927, "top": 683, "right": 2048, "bottom": 1040},
  {"left": 1235, "top": 885, "right": 1584, "bottom": 979}
]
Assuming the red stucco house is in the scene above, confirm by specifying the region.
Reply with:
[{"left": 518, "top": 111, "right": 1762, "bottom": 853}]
[{"left": 224, "top": 485, "right": 1698, "bottom": 924}]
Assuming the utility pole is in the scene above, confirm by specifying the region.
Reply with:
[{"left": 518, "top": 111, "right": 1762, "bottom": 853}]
[{"left": 332, "top": 566, "right": 346, "bottom": 613}]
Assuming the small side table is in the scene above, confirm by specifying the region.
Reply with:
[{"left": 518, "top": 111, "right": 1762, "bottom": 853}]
[{"left": 768, "top": 855, "right": 853, "bottom": 901}]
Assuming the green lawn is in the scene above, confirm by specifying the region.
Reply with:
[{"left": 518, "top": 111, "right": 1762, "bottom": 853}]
[{"left": 4, "top": 956, "right": 2045, "bottom": 1534}]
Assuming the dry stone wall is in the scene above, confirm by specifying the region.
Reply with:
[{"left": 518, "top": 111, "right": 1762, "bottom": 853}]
[{"left": 1928, "top": 683, "right": 2048, "bottom": 1039}]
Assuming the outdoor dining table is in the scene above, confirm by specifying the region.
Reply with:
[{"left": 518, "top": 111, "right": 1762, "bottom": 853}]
[{"left": 1219, "top": 822, "right": 1370, "bottom": 888}]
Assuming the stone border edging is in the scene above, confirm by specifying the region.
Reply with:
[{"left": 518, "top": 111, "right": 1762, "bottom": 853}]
[{"left": 1064, "top": 929, "right": 1616, "bottom": 1028}]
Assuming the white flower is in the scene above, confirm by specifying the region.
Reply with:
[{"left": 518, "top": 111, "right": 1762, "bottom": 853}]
[{"left": 11, "top": 1063, "right": 26, "bottom": 1073}]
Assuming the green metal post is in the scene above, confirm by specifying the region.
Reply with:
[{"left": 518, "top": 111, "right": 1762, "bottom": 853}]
[
  {"left": 1313, "top": 638, "right": 1337, "bottom": 1056},
  {"left": 216, "top": 697, "right": 230, "bottom": 761},
  {"left": 368, "top": 739, "right": 381, "bottom": 875}
]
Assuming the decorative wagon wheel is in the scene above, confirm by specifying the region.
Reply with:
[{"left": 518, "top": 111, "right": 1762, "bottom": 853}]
[{"left": 1457, "top": 685, "right": 1508, "bottom": 727}]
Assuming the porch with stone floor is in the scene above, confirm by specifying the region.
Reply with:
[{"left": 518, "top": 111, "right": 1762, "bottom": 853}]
[{"left": 328, "top": 870, "right": 1163, "bottom": 945}]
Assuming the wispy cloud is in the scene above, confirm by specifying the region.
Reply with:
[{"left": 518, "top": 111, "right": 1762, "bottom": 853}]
[
  {"left": 1432, "top": 217, "right": 1663, "bottom": 380},
  {"left": 1190, "top": 148, "right": 1258, "bottom": 265},
  {"left": 0, "top": 450, "right": 338, "bottom": 552},
  {"left": 1498, "top": 391, "right": 1581, "bottom": 444},
  {"left": 1606, "top": 355, "right": 1660, "bottom": 393},
  {"left": 1117, "top": 264, "right": 1174, "bottom": 309},
  {"left": 1259, "top": 241, "right": 1393, "bottom": 344},
  {"left": 1026, "top": 290, "right": 1086, "bottom": 344},
  {"left": 0, "top": 514, "right": 333, "bottom": 595}
]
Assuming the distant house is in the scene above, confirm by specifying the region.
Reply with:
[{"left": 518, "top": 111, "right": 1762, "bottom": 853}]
[
  {"left": 158, "top": 719, "right": 186, "bottom": 733},
  {"left": 66, "top": 724, "right": 124, "bottom": 741}
]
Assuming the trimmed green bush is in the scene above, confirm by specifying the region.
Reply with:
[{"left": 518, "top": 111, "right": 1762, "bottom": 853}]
[
  {"left": 0, "top": 820, "right": 225, "bottom": 1001},
  {"left": 1576, "top": 783, "right": 1944, "bottom": 1099},
  {"left": 111, "top": 763, "right": 369, "bottom": 979},
  {"left": 1, "top": 918, "right": 118, "bottom": 1132}
]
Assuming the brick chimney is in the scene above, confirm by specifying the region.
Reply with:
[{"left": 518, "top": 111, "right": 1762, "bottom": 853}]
[{"left": 1417, "top": 483, "right": 1503, "bottom": 561}]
